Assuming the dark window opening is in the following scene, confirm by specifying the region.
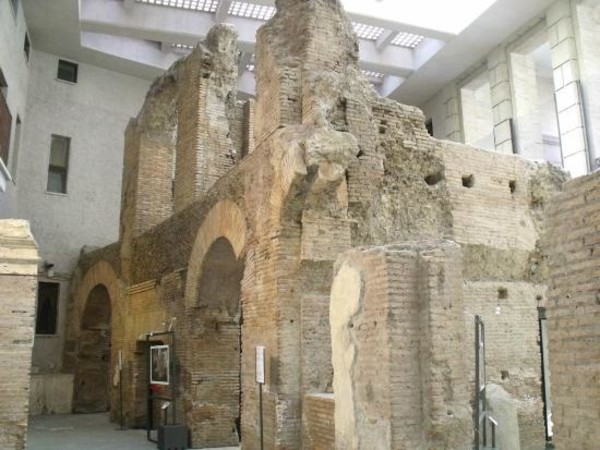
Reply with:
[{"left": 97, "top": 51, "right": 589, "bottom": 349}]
[
  {"left": 24, "top": 33, "right": 30, "bottom": 61},
  {"left": 425, "top": 118, "right": 434, "bottom": 137},
  {"left": 509, "top": 180, "right": 516, "bottom": 194},
  {"left": 10, "top": 0, "right": 18, "bottom": 17},
  {"left": 36, "top": 282, "right": 60, "bottom": 335},
  {"left": 0, "top": 70, "right": 11, "bottom": 166},
  {"left": 57, "top": 59, "right": 78, "bottom": 83},
  {"left": 47, "top": 135, "right": 70, "bottom": 194},
  {"left": 498, "top": 287, "right": 508, "bottom": 299}
]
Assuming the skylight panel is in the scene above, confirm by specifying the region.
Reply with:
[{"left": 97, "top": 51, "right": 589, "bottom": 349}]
[
  {"left": 352, "top": 22, "right": 386, "bottom": 41},
  {"left": 362, "top": 70, "right": 385, "bottom": 79},
  {"left": 391, "top": 32, "right": 425, "bottom": 49},
  {"left": 171, "top": 43, "right": 195, "bottom": 53},
  {"left": 135, "top": 0, "right": 219, "bottom": 12},
  {"left": 228, "top": 2, "right": 276, "bottom": 21}
]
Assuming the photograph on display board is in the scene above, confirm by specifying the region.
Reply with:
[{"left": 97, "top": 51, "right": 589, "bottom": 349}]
[{"left": 150, "top": 344, "right": 170, "bottom": 385}]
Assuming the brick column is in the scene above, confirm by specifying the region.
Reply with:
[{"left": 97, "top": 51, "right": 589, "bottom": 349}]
[
  {"left": 0, "top": 220, "right": 38, "bottom": 450},
  {"left": 547, "top": 0, "right": 589, "bottom": 176},
  {"left": 488, "top": 47, "right": 516, "bottom": 154}
]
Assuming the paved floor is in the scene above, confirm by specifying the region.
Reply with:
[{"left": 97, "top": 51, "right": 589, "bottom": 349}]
[{"left": 27, "top": 413, "right": 239, "bottom": 450}]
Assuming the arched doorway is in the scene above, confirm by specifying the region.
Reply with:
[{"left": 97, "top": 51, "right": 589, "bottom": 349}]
[
  {"left": 73, "top": 284, "right": 112, "bottom": 413},
  {"left": 187, "top": 236, "right": 244, "bottom": 447}
]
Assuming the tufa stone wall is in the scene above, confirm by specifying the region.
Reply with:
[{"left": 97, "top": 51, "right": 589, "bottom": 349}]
[
  {"left": 62, "top": 0, "right": 567, "bottom": 449},
  {"left": 0, "top": 220, "right": 39, "bottom": 450}
]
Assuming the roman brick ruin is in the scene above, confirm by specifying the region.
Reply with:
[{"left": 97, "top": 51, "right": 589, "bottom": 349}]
[{"left": 60, "top": 0, "right": 584, "bottom": 449}]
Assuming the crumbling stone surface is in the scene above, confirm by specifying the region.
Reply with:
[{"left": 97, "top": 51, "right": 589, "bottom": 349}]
[
  {"left": 330, "top": 243, "right": 472, "bottom": 450},
  {"left": 61, "top": 0, "right": 567, "bottom": 449},
  {"left": 0, "top": 220, "right": 39, "bottom": 450}
]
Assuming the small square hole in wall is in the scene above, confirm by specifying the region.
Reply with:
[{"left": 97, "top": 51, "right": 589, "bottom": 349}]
[
  {"left": 57, "top": 59, "right": 78, "bottom": 83},
  {"left": 509, "top": 180, "right": 516, "bottom": 193},
  {"left": 498, "top": 287, "right": 508, "bottom": 299},
  {"left": 461, "top": 174, "right": 474, "bottom": 188}
]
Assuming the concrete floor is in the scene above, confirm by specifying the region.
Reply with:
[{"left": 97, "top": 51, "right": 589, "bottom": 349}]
[{"left": 27, "top": 413, "right": 239, "bottom": 450}]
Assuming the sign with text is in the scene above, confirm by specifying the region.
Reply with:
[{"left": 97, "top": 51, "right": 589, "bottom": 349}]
[{"left": 256, "top": 346, "right": 265, "bottom": 384}]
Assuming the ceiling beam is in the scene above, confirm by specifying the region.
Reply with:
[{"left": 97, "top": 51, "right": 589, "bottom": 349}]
[
  {"left": 215, "top": 0, "right": 233, "bottom": 23},
  {"left": 376, "top": 30, "right": 398, "bottom": 51}
]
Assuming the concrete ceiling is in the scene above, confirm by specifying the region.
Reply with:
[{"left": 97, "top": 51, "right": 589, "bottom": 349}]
[{"left": 21, "top": 0, "right": 552, "bottom": 107}]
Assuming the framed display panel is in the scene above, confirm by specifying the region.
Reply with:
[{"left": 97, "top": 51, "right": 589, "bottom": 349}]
[{"left": 150, "top": 344, "right": 170, "bottom": 385}]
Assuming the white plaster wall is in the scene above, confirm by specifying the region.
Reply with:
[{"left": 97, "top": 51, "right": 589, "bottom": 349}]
[
  {"left": 15, "top": 50, "right": 150, "bottom": 373},
  {"left": 421, "top": 91, "right": 448, "bottom": 141},
  {"left": 17, "top": 49, "right": 150, "bottom": 276},
  {"left": 460, "top": 78, "right": 495, "bottom": 151},
  {"left": 0, "top": 0, "right": 30, "bottom": 216},
  {"left": 574, "top": 1, "right": 600, "bottom": 166}
]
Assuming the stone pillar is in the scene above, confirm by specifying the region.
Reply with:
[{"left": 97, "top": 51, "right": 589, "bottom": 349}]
[
  {"left": 488, "top": 47, "right": 516, "bottom": 154},
  {"left": 573, "top": 0, "right": 600, "bottom": 169},
  {"left": 330, "top": 242, "right": 472, "bottom": 450},
  {"left": 0, "top": 220, "right": 39, "bottom": 450},
  {"left": 510, "top": 52, "right": 545, "bottom": 160},
  {"left": 547, "top": 0, "right": 589, "bottom": 176},
  {"left": 442, "top": 84, "right": 463, "bottom": 142}
]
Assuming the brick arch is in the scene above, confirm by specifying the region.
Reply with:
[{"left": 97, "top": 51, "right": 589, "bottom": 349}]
[
  {"left": 70, "top": 260, "right": 123, "bottom": 414},
  {"left": 185, "top": 199, "right": 247, "bottom": 308},
  {"left": 74, "top": 261, "right": 122, "bottom": 332}
]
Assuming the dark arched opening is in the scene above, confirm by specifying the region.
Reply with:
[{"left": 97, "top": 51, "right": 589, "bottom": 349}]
[
  {"left": 73, "top": 284, "right": 112, "bottom": 413},
  {"left": 187, "top": 237, "right": 244, "bottom": 447}
]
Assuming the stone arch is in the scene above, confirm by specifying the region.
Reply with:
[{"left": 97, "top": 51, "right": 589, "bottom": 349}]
[
  {"left": 70, "top": 261, "right": 122, "bottom": 414},
  {"left": 184, "top": 199, "right": 246, "bottom": 308},
  {"left": 183, "top": 200, "right": 247, "bottom": 447}
]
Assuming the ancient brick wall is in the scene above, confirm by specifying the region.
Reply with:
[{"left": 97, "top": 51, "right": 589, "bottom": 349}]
[
  {"left": 304, "top": 394, "right": 335, "bottom": 450},
  {"left": 63, "top": 0, "right": 568, "bottom": 449},
  {"left": 330, "top": 243, "right": 472, "bottom": 450},
  {"left": 0, "top": 220, "right": 39, "bottom": 450},
  {"left": 543, "top": 171, "right": 600, "bottom": 449},
  {"left": 174, "top": 25, "right": 243, "bottom": 212}
]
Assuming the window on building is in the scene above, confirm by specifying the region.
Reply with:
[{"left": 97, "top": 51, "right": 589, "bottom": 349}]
[
  {"left": 23, "top": 33, "right": 30, "bottom": 61},
  {"left": 57, "top": 59, "right": 78, "bottom": 83},
  {"left": 47, "top": 135, "right": 70, "bottom": 194},
  {"left": 35, "top": 282, "right": 60, "bottom": 335},
  {"left": 0, "top": 70, "right": 11, "bottom": 166},
  {"left": 10, "top": 0, "right": 19, "bottom": 17},
  {"left": 425, "top": 118, "right": 434, "bottom": 137},
  {"left": 11, "top": 115, "right": 22, "bottom": 177}
]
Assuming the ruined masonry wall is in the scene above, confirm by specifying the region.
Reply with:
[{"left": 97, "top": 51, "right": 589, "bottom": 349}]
[
  {"left": 543, "top": 171, "right": 600, "bottom": 449},
  {"left": 0, "top": 220, "right": 39, "bottom": 450}
]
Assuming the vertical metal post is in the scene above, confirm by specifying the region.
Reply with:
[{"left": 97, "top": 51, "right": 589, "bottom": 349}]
[
  {"left": 146, "top": 334, "right": 151, "bottom": 442},
  {"left": 481, "top": 320, "right": 487, "bottom": 447},
  {"left": 259, "top": 383, "right": 264, "bottom": 450},
  {"left": 119, "top": 365, "right": 124, "bottom": 429},
  {"left": 475, "top": 315, "right": 481, "bottom": 450}
]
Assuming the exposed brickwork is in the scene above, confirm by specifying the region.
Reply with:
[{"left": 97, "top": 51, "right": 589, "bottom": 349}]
[
  {"left": 62, "top": 1, "right": 566, "bottom": 449},
  {"left": 304, "top": 394, "right": 335, "bottom": 450},
  {"left": 0, "top": 220, "right": 39, "bottom": 450},
  {"left": 330, "top": 243, "right": 472, "bottom": 449},
  {"left": 542, "top": 171, "right": 600, "bottom": 449}
]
